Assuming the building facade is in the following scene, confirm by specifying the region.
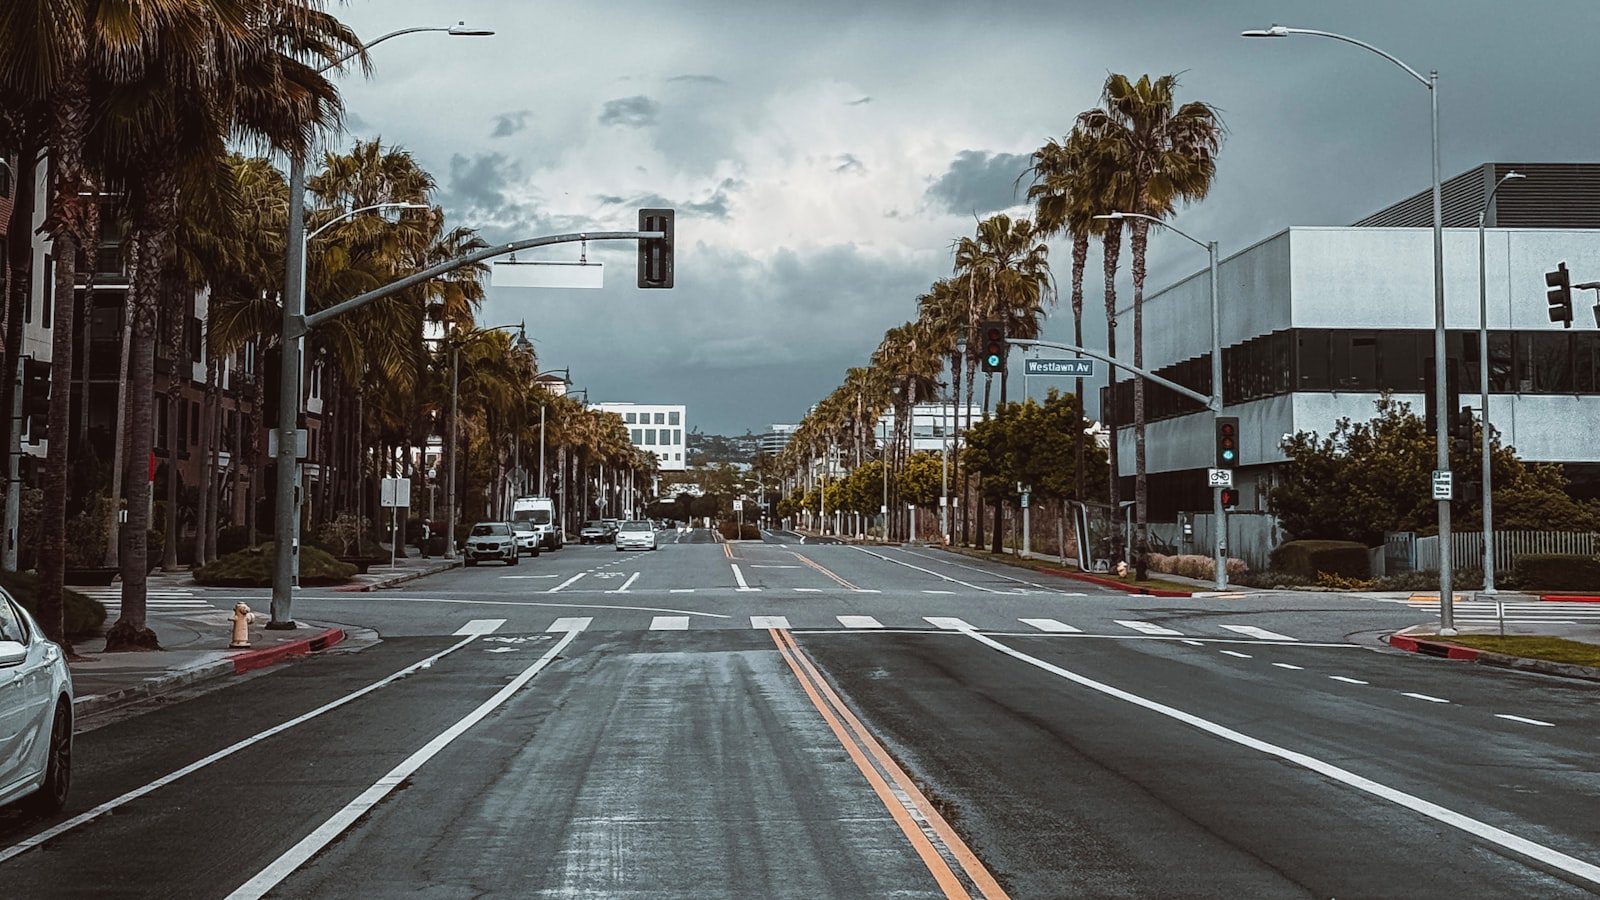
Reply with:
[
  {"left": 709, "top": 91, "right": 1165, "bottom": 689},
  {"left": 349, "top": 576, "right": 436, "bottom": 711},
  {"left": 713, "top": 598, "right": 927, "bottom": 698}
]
[
  {"left": 757, "top": 424, "right": 796, "bottom": 456},
  {"left": 875, "top": 403, "right": 991, "bottom": 454},
  {"left": 1106, "top": 163, "right": 1600, "bottom": 521},
  {"left": 593, "top": 402, "right": 688, "bottom": 471}
]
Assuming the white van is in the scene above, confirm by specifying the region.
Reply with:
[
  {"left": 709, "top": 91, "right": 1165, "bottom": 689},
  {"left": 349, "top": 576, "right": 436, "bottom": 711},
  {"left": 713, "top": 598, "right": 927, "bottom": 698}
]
[{"left": 511, "top": 496, "right": 563, "bottom": 551}]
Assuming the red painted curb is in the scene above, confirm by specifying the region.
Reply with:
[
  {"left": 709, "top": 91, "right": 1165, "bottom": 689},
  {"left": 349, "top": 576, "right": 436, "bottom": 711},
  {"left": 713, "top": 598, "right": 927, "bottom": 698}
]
[
  {"left": 1386, "top": 633, "right": 1480, "bottom": 660},
  {"left": 1034, "top": 566, "right": 1192, "bottom": 597},
  {"left": 230, "top": 627, "right": 346, "bottom": 674},
  {"left": 1540, "top": 594, "right": 1600, "bottom": 603}
]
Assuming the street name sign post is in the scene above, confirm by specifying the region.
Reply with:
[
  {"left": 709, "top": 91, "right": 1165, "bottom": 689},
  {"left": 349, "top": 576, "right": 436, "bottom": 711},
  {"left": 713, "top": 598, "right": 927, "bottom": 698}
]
[
  {"left": 1432, "top": 470, "right": 1453, "bottom": 501},
  {"left": 1024, "top": 358, "right": 1097, "bottom": 377},
  {"left": 381, "top": 477, "right": 412, "bottom": 569}
]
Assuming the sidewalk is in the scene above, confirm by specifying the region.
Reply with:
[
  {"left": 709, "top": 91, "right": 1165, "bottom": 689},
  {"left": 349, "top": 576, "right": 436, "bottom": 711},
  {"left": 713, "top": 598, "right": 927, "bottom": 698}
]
[
  {"left": 332, "top": 554, "right": 461, "bottom": 592},
  {"left": 68, "top": 610, "right": 372, "bottom": 720}
]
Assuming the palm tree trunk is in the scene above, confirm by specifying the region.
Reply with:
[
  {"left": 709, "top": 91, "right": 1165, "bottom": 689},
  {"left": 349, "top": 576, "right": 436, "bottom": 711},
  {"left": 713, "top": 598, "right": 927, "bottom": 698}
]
[
  {"left": 1101, "top": 223, "right": 1123, "bottom": 564},
  {"left": 246, "top": 337, "right": 264, "bottom": 548},
  {"left": 1071, "top": 232, "right": 1088, "bottom": 502},
  {"left": 162, "top": 277, "right": 183, "bottom": 571},
  {"left": 37, "top": 230, "right": 79, "bottom": 650},
  {"left": 1130, "top": 218, "right": 1150, "bottom": 580},
  {"left": 101, "top": 281, "right": 135, "bottom": 567}
]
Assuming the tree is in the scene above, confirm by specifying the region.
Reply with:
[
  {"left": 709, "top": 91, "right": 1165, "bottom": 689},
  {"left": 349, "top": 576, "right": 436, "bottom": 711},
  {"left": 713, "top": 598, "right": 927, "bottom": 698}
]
[{"left": 1076, "top": 73, "right": 1222, "bottom": 578}]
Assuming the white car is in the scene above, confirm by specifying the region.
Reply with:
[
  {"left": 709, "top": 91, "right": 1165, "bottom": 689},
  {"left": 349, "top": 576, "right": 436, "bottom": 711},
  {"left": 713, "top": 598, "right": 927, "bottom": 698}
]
[
  {"left": 0, "top": 589, "right": 72, "bottom": 814},
  {"left": 615, "top": 520, "right": 658, "bottom": 551},
  {"left": 510, "top": 522, "right": 542, "bottom": 557}
]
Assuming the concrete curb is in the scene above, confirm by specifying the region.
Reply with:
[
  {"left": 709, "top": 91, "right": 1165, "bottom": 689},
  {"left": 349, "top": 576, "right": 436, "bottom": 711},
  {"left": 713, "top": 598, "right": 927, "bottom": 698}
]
[
  {"left": 1385, "top": 633, "right": 1600, "bottom": 683},
  {"left": 335, "top": 559, "right": 460, "bottom": 592},
  {"left": 73, "top": 626, "right": 348, "bottom": 720},
  {"left": 1033, "top": 566, "right": 1193, "bottom": 597}
]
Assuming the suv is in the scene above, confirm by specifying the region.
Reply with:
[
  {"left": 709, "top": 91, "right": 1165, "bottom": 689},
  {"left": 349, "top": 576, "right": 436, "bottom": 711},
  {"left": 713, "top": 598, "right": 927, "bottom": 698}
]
[
  {"left": 465, "top": 522, "right": 519, "bottom": 566},
  {"left": 510, "top": 521, "right": 542, "bottom": 557},
  {"left": 579, "top": 521, "right": 609, "bottom": 544}
]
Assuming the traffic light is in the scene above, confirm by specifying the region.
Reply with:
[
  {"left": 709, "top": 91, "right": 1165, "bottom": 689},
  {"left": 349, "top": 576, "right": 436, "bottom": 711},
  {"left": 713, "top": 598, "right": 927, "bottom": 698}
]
[
  {"left": 979, "top": 321, "right": 1006, "bottom": 373},
  {"left": 637, "top": 208, "right": 674, "bottom": 289},
  {"left": 1214, "top": 416, "right": 1239, "bottom": 468},
  {"left": 1449, "top": 405, "right": 1474, "bottom": 457},
  {"left": 1220, "top": 488, "right": 1239, "bottom": 509},
  {"left": 1547, "top": 261, "right": 1573, "bottom": 328},
  {"left": 21, "top": 357, "right": 49, "bottom": 418}
]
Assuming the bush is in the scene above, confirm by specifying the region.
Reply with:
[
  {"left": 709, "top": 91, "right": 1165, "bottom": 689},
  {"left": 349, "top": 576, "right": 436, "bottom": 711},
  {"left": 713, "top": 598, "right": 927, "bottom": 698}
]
[
  {"left": 194, "top": 542, "right": 355, "bottom": 587},
  {"left": 716, "top": 521, "right": 760, "bottom": 541},
  {"left": 1232, "top": 570, "right": 1314, "bottom": 589},
  {"left": 1146, "top": 553, "right": 1248, "bottom": 581},
  {"left": 216, "top": 525, "right": 251, "bottom": 556},
  {"left": 1, "top": 571, "right": 107, "bottom": 638},
  {"left": 1269, "top": 540, "right": 1370, "bottom": 579},
  {"left": 1512, "top": 554, "right": 1600, "bottom": 592}
]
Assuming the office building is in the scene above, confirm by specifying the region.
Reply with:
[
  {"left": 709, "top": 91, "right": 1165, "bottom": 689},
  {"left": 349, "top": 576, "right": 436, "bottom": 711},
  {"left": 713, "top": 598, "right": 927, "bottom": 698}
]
[{"left": 593, "top": 402, "right": 688, "bottom": 471}]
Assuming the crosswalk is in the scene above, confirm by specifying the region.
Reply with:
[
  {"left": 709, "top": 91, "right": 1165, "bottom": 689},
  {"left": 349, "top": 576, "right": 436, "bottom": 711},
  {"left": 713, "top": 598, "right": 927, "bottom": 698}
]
[
  {"left": 506, "top": 612, "right": 1308, "bottom": 641},
  {"left": 76, "top": 588, "right": 217, "bottom": 616},
  {"left": 1406, "top": 599, "right": 1600, "bottom": 626}
]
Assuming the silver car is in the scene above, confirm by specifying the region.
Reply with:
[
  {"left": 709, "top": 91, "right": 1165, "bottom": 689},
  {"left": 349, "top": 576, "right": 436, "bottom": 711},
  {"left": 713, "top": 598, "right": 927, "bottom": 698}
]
[
  {"left": 0, "top": 589, "right": 73, "bottom": 813},
  {"left": 615, "top": 520, "right": 658, "bottom": 551},
  {"left": 465, "top": 522, "right": 519, "bottom": 566}
]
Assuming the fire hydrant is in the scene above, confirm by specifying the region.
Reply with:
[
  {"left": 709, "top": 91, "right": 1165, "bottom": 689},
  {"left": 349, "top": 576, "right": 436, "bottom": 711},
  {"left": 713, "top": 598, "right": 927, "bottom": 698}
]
[
  {"left": 230, "top": 602, "right": 256, "bottom": 649},
  {"left": 1115, "top": 560, "right": 1129, "bottom": 579}
]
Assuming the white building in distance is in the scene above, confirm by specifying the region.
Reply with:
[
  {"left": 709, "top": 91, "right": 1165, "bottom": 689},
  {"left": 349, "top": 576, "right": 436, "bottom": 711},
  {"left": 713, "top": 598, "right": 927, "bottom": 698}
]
[{"left": 592, "top": 402, "right": 688, "bottom": 471}]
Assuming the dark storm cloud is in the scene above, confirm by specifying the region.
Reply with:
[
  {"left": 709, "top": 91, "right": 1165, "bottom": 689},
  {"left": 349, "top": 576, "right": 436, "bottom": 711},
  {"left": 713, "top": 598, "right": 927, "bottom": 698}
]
[
  {"left": 666, "top": 74, "right": 726, "bottom": 85},
  {"left": 847, "top": 96, "right": 872, "bottom": 106},
  {"left": 593, "top": 178, "right": 742, "bottom": 220},
  {"left": 598, "top": 95, "right": 661, "bottom": 128},
  {"left": 445, "top": 152, "right": 519, "bottom": 210},
  {"left": 925, "top": 150, "right": 1029, "bottom": 215},
  {"left": 490, "top": 110, "right": 532, "bottom": 138}
]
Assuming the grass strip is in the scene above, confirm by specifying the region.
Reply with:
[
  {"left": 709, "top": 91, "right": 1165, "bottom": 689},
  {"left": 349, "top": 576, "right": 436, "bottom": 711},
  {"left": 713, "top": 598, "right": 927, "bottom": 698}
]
[{"left": 1420, "top": 634, "right": 1600, "bottom": 669}]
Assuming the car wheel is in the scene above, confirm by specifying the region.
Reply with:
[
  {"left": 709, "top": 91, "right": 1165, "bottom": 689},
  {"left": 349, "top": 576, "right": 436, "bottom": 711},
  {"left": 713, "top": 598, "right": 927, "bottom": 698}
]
[{"left": 24, "top": 699, "right": 71, "bottom": 815}]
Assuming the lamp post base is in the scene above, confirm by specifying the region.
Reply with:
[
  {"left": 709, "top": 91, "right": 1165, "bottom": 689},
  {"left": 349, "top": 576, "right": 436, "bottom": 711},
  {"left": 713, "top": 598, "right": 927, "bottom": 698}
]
[{"left": 265, "top": 620, "right": 299, "bottom": 631}]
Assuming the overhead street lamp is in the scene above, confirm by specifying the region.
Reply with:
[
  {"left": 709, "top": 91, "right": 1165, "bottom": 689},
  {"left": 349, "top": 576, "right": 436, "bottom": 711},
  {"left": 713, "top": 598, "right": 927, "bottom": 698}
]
[
  {"left": 1096, "top": 211, "right": 1226, "bottom": 590},
  {"left": 270, "top": 22, "right": 494, "bottom": 629},
  {"left": 1476, "top": 171, "right": 1525, "bottom": 594},
  {"left": 1243, "top": 24, "right": 1460, "bottom": 634}
]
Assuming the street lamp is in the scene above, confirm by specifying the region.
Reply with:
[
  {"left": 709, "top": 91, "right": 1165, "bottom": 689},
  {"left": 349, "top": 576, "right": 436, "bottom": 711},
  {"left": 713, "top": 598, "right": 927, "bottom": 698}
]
[
  {"left": 1476, "top": 171, "right": 1525, "bottom": 594},
  {"left": 534, "top": 368, "right": 571, "bottom": 498},
  {"left": 270, "top": 22, "right": 493, "bottom": 629},
  {"left": 1243, "top": 24, "right": 1460, "bottom": 635},
  {"left": 1096, "top": 211, "right": 1225, "bottom": 589}
]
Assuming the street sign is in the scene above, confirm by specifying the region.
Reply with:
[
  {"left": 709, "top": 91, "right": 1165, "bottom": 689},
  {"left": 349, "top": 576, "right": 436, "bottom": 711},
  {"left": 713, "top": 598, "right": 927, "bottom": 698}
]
[
  {"left": 1432, "top": 469, "right": 1453, "bottom": 501},
  {"left": 939, "top": 496, "right": 948, "bottom": 507},
  {"left": 492, "top": 260, "right": 604, "bottom": 289},
  {"left": 732, "top": 499, "right": 744, "bottom": 512},
  {"left": 380, "top": 477, "right": 411, "bottom": 508},
  {"left": 1024, "top": 358, "right": 1096, "bottom": 378},
  {"left": 1020, "top": 493, "right": 1030, "bottom": 509},
  {"left": 1207, "top": 468, "right": 1234, "bottom": 488},
  {"left": 268, "top": 428, "right": 308, "bottom": 460}
]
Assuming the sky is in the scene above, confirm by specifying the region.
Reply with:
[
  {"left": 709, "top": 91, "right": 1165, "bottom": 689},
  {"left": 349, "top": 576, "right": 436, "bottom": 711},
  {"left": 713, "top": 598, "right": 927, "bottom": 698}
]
[{"left": 326, "top": 0, "right": 1600, "bottom": 434}]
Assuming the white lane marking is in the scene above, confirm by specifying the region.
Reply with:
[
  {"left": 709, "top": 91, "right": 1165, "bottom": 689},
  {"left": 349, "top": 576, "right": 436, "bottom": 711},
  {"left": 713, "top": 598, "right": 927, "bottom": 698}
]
[
  {"left": 849, "top": 546, "right": 999, "bottom": 593},
  {"left": 1271, "top": 663, "right": 1305, "bottom": 671},
  {"left": 1220, "top": 625, "right": 1298, "bottom": 642},
  {"left": 547, "top": 617, "right": 593, "bottom": 633},
  {"left": 1402, "top": 692, "right": 1450, "bottom": 704},
  {"left": 925, "top": 617, "right": 974, "bottom": 631},
  {"left": 923, "top": 590, "right": 957, "bottom": 595},
  {"left": 1220, "top": 650, "right": 1253, "bottom": 659},
  {"left": 1115, "top": 620, "right": 1183, "bottom": 636},
  {"left": 957, "top": 629, "right": 1600, "bottom": 889},
  {"left": 1496, "top": 714, "right": 1555, "bottom": 727},
  {"left": 609, "top": 573, "right": 641, "bottom": 594},
  {"left": 751, "top": 615, "right": 791, "bottom": 629},
  {"left": 548, "top": 572, "right": 587, "bottom": 593},
  {"left": 344, "top": 595, "right": 727, "bottom": 617},
  {"left": 750, "top": 565, "right": 802, "bottom": 569},
  {"left": 731, "top": 563, "right": 760, "bottom": 592},
  {"left": 889, "top": 545, "right": 1058, "bottom": 590},
  {"left": 669, "top": 589, "right": 695, "bottom": 594},
  {"left": 1020, "top": 618, "right": 1081, "bottom": 633},
  {"left": 1180, "top": 640, "right": 1204, "bottom": 646},
  {"left": 226, "top": 629, "right": 582, "bottom": 899},
  {"left": 853, "top": 589, "right": 882, "bottom": 594},
  {"left": 837, "top": 615, "right": 883, "bottom": 629},
  {"left": 499, "top": 574, "right": 561, "bottom": 579},
  {"left": 650, "top": 616, "right": 690, "bottom": 630},
  {"left": 795, "top": 588, "right": 825, "bottom": 593},
  {"left": 1329, "top": 676, "right": 1369, "bottom": 685},
  {"left": 0, "top": 635, "right": 484, "bottom": 866},
  {"left": 453, "top": 619, "right": 506, "bottom": 636},
  {"left": 485, "top": 647, "right": 517, "bottom": 654}
]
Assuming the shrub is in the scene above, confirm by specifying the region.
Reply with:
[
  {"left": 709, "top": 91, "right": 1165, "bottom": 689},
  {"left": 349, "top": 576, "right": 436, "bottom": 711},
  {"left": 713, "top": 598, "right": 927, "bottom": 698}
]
[
  {"left": 216, "top": 525, "right": 251, "bottom": 556},
  {"left": 1316, "top": 571, "right": 1375, "bottom": 590},
  {"left": 195, "top": 542, "right": 355, "bottom": 587},
  {"left": 64, "top": 494, "right": 114, "bottom": 569},
  {"left": 1269, "top": 540, "right": 1370, "bottom": 579},
  {"left": 1, "top": 571, "right": 107, "bottom": 638},
  {"left": 1232, "top": 570, "right": 1314, "bottom": 589},
  {"left": 1512, "top": 554, "right": 1600, "bottom": 592},
  {"left": 1145, "top": 553, "right": 1248, "bottom": 581}
]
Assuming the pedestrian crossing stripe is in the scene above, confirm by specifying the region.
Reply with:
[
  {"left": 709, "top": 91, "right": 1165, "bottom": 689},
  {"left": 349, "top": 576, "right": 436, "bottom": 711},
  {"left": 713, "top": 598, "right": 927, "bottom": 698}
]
[{"left": 444, "top": 614, "right": 1310, "bottom": 641}]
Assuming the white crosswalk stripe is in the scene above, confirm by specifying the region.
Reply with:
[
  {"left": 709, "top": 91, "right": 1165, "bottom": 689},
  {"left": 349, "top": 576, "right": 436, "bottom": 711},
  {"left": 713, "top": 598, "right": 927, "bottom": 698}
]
[
  {"left": 836, "top": 615, "right": 882, "bottom": 629},
  {"left": 547, "top": 617, "right": 593, "bottom": 633},
  {"left": 1219, "top": 624, "right": 1297, "bottom": 641},
  {"left": 924, "top": 617, "right": 974, "bottom": 631},
  {"left": 649, "top": 616, "right": 690, "bottom": 631},
  {"left": 750, "top": 615, "right": 790, "bottom": 629},
  {"left": 1020, "top": 618, "right": 1081, "bottom": 633},
  {"left": 1115, "top": 620, "right": 1184, "bottom": 636}
]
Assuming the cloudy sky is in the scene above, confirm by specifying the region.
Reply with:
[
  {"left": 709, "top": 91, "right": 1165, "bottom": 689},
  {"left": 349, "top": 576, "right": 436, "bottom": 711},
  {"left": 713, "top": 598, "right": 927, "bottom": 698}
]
[{"left": 327, "top": 0, "right": 1600, "bottom": 434}]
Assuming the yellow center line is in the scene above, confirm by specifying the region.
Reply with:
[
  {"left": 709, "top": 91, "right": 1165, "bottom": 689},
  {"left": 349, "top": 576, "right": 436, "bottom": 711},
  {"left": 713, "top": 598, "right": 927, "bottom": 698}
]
[{"left": 792, "top": 551, "right": 859, "bottom": 591}]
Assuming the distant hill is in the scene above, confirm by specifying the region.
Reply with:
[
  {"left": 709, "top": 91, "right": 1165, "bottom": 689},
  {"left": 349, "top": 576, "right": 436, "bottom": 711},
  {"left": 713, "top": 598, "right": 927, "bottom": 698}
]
[{"left": 687, "top": 429, "right": 760, "bottom": 466}]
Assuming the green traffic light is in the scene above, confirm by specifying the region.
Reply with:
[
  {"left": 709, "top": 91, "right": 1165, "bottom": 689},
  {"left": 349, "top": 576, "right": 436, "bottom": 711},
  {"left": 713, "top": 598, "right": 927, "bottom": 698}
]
[{"left": 986, "top": 354, "right": 1001, "bottom": 367}]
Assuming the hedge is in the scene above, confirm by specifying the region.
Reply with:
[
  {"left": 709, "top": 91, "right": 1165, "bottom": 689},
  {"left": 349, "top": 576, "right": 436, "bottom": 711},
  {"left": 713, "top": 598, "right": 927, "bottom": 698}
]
[
  {"left": 2, "top": 571, "right": 107, "bottom": 638},
  {"left": 195, "top": 542, "right": 356, "bottom": 588},
  {"left": 1511, "top": 554, "right": 1600, "bottom": 592},
  {"left": 1269, "top": 540, "right": 1370, "bottom": 579},
  {"left": 717, "top": 521, "right": 760, "bottom": 541}
]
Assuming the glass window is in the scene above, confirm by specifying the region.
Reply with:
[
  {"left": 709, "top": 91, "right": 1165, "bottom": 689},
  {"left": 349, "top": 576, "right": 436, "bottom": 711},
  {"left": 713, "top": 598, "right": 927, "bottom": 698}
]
[
  {"left": 1297, "top": 330, "right": 1329, "bottom": 390},
  {"left": 625, "top": 413, "right": 636, "bottom": 424},
  {"left": 1525, "top": 332, "right": 1572, "bottom": 392},
  {"left": 1378, "top": 332, "right": 1423, "bottom": 392},
  {"left": 654, "top": 412, "right": 666, "bottom": 424},
  {"left": 1489, "top": 332, "right": 1515, "bottom": 392},
  {"left": 0, "top": 597, "right": 25, "bottom": 643},
  {"left": 1574, "top": 333, "right": 1600, "bottom": 393},
  {"left": 672, "top": 429, "right": 681, "bottom": 444},
  {"left": 631, "top": 429, "right": 642, "bottom": 443},
  {"left": 646, "top": 428, "right": 657, "bottom": 444},
  {"left": 674, "top": 452, "right": 682, "bottom": 461},
  {"left": 1331, "top": 333, "right": 1378, "bottom": 391},
  {"left": 669, "top": 411, "right": 680, "bottom": 425}
]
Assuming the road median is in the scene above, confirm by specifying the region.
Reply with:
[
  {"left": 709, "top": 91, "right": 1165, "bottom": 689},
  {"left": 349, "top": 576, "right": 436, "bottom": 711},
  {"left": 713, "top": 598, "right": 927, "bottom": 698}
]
[{"left": 1387, "top": 631, "right": 1600, "bottom": 683}]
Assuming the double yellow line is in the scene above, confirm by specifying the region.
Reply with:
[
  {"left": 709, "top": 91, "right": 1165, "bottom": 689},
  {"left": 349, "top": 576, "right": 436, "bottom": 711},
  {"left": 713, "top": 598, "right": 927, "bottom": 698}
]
[
  {"left": 769, "top": 629, "right": 1008, "bottom": 900},
  {"left": 792, "top": 551, "right": 858, "bottom": 591}
]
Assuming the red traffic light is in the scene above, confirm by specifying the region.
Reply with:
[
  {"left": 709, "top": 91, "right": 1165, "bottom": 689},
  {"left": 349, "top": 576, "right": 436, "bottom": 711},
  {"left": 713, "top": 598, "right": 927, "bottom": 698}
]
[{"left": 1220, "top": 488, "right": 1239, "bottom": 508}]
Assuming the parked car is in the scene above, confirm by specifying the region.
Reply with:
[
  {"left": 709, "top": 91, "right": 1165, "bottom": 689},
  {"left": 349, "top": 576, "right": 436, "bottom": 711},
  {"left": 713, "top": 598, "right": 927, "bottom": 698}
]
[
  {"left": 615, "top": 520, "right": 658, "bottom": 552},
  {"left": 0, "top": 588, "right": 73, "bottom": 814},
  {"left": 511, "top": 496, "right": 563, "bottom": 551},
  {"left": 510, "top": 521, "right": 542, "bottom": 557},
  {"left": 465, "top": 522, "right": 519, "bottom": 566},
  {"left": 579, "top": 521, "right": 609, "bottom": 544}
]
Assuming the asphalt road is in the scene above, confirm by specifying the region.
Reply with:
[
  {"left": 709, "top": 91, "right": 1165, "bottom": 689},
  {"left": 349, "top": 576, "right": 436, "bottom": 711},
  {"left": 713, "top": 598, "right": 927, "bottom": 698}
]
[{"left": 3, "top": 529, "right": 1596, "bottom": 897}]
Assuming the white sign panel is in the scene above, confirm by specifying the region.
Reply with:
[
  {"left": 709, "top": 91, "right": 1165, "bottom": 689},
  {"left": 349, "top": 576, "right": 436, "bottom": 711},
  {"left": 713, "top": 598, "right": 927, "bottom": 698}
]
[
  {"left": 492, "top": 260, "right": 604, "bottom": 289},
  {"left": 1207, "top": 468, "right": 1234, "bottom": 488},
  {"left": 380, "top": 477, "right": 412, "bottom": 508},
  {"left": 1431, "top": 470, "right": 1453, "bottom": 501},
  {"left": 268, "top": 428, "right": 308, "bottom": 460},
  {"left": 732, "top": 499, "right": 744, "bottom": 512}
]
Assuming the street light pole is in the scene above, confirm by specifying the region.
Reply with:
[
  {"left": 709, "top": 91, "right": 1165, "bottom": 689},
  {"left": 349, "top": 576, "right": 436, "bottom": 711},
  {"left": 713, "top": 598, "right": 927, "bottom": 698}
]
[
  {"left": 1477, "top": 171, "right": 1525, "bottom": 594},
  {"left": 1243, "top": 23, "right": 1457, "bottom": 634},
  {"left": 269, "top": 22, "right": 493, "bottom": 630}
]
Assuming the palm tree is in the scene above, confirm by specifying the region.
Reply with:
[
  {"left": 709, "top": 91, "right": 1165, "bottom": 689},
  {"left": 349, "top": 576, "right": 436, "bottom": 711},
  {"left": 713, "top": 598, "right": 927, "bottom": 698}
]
[{"left": 1076, "top": 73, "right": 1222, "bottom": 577}]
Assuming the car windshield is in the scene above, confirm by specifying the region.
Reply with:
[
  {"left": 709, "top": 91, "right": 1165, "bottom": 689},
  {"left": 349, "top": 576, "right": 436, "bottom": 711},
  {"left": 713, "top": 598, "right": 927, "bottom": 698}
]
[
  {"left": 584, "top": 521, "right": 604, "bottom": 529},
  {"left": 621, "top": 521, "right": 651, "bottom": 531},
  {"left": 513, "top": 509, "right": 553, "bottom": 525},
  {"left": 471, "top": 524, "right": 509, "bottom": 536},
  {"left": 512, "top": 522, "right": 534, "bottom": 533}
]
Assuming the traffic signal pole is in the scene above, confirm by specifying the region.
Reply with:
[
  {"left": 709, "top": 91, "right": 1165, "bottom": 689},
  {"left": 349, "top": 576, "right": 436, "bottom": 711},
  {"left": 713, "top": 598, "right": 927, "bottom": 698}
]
[{"left": 1207, "top": 239, "right": 1226, "bottom": 591}]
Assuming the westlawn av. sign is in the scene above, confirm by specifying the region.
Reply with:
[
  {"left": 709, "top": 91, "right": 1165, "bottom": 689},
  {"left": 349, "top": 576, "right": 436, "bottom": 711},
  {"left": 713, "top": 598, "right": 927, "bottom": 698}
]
[{"left": 1024, "top": 358, "right": 1096, "bottom": 377}]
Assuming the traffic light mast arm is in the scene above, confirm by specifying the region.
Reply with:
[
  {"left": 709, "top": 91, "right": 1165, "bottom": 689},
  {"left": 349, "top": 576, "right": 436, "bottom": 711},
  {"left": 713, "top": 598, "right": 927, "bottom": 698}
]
[
  {"left": 1009, "top": 338, "right": 1218, "bottom": 410},
  {"left": 299, "top": 229, "right": 666, "bottom": 337}
]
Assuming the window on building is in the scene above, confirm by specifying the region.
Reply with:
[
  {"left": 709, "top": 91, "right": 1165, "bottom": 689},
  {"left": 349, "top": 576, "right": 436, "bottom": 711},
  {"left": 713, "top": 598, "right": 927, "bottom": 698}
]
[
  {"left": 1574, "top": 333, "right": 1600, "bottom": 394},
  {"left": 1331, "top": 332, "right": 1378, "bottom": 390},
  {"left": 672, "top": 429, "right": 681, "bottom": 444},
  {"left": 1520, "top": 332, "right": 1572, "bottom": 393},
  {"left": 631, "top": 428, "right": 642, "bottom": 444},
  {"left": 668, "top": 411, "right": 680, "bottom": 425},
  {"left": 41, "top": 255, "right": 53, "bottom": 329},
  {"left": 625, "top": 412, "right": 636, "bottom": 424},
  {"left": 190, "top": 400, "right": 200, "bottom": 444},
  {"left": 1377, "top": 332, "right": 1424, "bottom": 392},
  {"left": 646, "top": 428, "right": 657, "bottom": 444},
  {"left": 1297, "top": 330, "right": 1330, "bottom": 390},
  {"left": 654, "top": 412, "right": 665, "bottom": 424},
  {"left": 0, "top": 160, "right": 10, "bottom": 196},
  {"left": 674, "top": 452, "right": 681, "bottom": 461}
]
